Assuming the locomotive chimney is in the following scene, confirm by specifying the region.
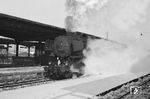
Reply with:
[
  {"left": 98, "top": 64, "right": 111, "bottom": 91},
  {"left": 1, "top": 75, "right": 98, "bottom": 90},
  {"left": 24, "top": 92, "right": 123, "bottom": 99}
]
[{"left": 65, "top": 16, "right": 77, "bottom": 36}]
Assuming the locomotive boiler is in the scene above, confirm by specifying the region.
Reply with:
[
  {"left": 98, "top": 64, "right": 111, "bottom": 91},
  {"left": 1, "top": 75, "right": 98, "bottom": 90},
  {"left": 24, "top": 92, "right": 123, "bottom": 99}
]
[{"left": 44, "top": 32, "right": 99, "bottom": 80}]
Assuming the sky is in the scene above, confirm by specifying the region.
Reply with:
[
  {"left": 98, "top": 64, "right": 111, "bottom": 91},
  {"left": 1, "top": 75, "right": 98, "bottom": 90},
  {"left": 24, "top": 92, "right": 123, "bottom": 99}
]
[{"left": 0, "top": 0, "right": 66, "bottom": 28}]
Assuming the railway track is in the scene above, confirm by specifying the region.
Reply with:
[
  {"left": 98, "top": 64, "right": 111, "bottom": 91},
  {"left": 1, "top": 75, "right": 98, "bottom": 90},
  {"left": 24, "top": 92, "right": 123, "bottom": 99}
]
[
  {"left": 0, "top": 66, "right": 48, "bottom": 92},
  {"left": 95, "top": 73, "right": 150, "bottom": 99},
  {"left": 0, "top": 73, "right": 81, "bottom": 92},
  {"left": 0, "top": 77, "right": 53, "bottom": 92},
  {"left": 0, "top": 66, "right": 84, "bottom": 92},
  {"left": 117, "top": 77, "right": 150, "bottom": 99}
]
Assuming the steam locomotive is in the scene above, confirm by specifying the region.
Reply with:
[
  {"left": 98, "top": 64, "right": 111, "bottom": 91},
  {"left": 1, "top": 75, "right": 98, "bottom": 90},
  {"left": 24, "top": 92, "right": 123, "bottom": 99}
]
[{"left": 43, "top": 32, "right": 100, "bottom": 80}]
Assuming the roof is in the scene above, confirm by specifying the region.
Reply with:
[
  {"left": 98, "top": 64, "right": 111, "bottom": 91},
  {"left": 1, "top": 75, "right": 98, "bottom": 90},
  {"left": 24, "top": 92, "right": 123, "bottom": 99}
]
[
  {"left": 0, "top": 13, "right": 101, "bottom": 44},
  {"left": 0, "top": 13, "right": 66, "bottom": 41}
]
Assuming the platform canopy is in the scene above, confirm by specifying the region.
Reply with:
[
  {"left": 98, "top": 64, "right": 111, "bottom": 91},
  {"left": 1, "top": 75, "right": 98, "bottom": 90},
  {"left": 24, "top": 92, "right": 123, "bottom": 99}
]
[{"left": 0, "top": 13, "right": 66, "bottom": 41}]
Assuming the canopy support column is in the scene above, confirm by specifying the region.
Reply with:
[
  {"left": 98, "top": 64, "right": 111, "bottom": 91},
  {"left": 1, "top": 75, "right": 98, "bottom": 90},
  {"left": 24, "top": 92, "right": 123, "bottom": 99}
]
[
  {"left": 16, "top": 41, "right": 19, "bottom": 57},
  {"left": 6, "top": 43, "right": 9, "bottom": 57},
  {"left": 28, "top": 46, "right": 30, "bottom": 57}
]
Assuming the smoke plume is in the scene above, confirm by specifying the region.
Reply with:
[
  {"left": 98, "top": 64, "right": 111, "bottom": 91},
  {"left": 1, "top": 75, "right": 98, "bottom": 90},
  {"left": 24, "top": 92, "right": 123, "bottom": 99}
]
[{"left": 65, "top": 0, "right": 150, "bottom": 76}]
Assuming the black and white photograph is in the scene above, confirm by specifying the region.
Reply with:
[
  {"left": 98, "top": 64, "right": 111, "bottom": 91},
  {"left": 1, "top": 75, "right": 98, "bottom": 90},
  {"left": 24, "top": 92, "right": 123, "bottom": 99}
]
[{"left": 0, "top": 0, "right": 150, "bottom": 99}]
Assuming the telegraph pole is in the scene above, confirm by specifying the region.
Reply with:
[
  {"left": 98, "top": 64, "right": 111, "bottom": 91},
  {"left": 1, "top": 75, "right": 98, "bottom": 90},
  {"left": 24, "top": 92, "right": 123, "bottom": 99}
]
[{"left": 106, "top": 32, "right": 108, "bottom": 40}]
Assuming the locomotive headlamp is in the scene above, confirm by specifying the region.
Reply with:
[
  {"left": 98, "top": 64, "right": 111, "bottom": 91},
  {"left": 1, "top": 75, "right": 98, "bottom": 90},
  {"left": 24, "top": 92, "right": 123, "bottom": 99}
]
[{"left": 48, "top": 62, "right": 51, "bottom": 65}]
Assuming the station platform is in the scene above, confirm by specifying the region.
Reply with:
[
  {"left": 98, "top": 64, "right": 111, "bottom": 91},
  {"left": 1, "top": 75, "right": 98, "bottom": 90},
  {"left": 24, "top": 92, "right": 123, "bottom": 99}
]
[{"left": 0, "top": 72, "right": 146, "bottom": 99}]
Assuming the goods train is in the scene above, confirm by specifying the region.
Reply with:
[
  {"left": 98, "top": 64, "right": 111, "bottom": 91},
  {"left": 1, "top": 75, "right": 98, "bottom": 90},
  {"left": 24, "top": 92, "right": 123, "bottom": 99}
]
[{"left": 43, "top": 32, "right": 100, "bottom": 80}]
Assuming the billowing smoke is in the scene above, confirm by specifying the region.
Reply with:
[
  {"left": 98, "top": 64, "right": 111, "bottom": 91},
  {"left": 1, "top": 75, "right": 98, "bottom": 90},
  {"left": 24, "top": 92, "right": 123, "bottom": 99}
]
[
  {"left": 65, "top": 0, "right": 150, "bottom": 76},
  {"left": 65, "top": 16, "right": 76, "bottom": 32}
]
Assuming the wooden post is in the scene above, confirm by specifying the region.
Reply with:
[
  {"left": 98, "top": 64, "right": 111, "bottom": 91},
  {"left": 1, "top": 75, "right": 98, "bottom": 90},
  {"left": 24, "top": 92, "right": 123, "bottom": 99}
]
[
  {"left": 16, "top": 42, "right": 19, "bottom": 57},
  {"left": 106, "top": 32, "right": 108, "bottom": 40},
  {"left": 6, "top": 43, "right": 9, "bottom": 57},
  {"left": 39, "top": 41, "right": 42, "bottom": 66},
  {"left": 28, "top": 46, "right": 30, "bottom": 57}
]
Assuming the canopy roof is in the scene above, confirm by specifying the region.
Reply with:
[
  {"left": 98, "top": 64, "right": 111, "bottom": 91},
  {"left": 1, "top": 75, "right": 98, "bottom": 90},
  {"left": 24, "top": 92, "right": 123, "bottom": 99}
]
[{"left": 0, "top": 13, "right": 66, "bottom": 41}]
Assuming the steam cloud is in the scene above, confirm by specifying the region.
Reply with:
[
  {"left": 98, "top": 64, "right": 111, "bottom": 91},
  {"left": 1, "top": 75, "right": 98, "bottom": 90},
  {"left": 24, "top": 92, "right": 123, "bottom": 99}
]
[{"left": 65, "top": 0, "right": 150, "bottom": 76}]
